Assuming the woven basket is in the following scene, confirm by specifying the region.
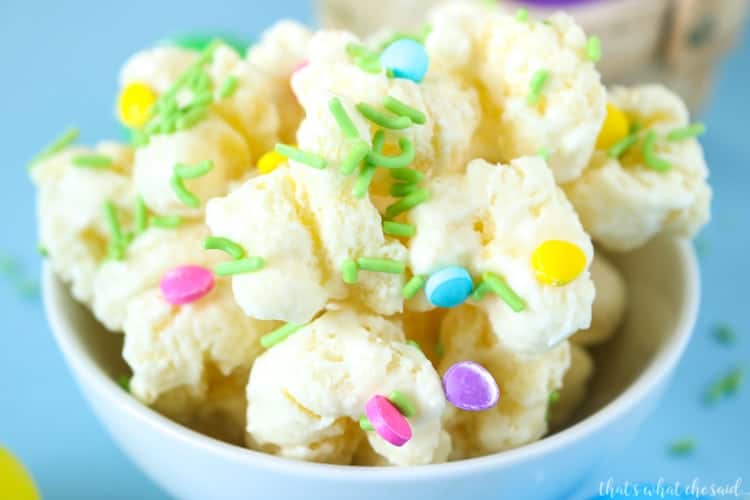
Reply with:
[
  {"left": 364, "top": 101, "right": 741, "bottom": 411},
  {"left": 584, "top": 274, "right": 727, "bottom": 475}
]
[{"left": 316, "top": 0, "right": 749, "bottom": 111}]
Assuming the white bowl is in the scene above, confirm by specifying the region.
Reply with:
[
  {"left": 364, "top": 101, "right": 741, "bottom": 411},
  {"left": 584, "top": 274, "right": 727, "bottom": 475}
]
[{"left": 43, "top": 237, "right": 699, "bottom": 500}]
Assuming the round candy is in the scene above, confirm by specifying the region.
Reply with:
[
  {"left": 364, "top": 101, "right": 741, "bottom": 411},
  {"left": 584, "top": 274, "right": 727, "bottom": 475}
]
[
  {"left": 0, "top": 447, "right": 40, "bottom": 500},
  {"left": 257, "top": 149, "right": 288, "bottom": 174},
  {"left": 443, "top": 361, "right": 500, "bottom": 412},
  {"left": 531, "top": 240, "right": 587, "bottom": 286},
  {"left": 117, "top": 82, "right": 157, "bottom": 129},
  {"left": 425, "top": 267, "right": 473, "bottom": 308},
  {"left": 364, "top": 395, "right": 413, "bottom": 447},
  {"left": 379, "top": 39, "right": 429, "bottom": 83},
  {"left": 595, "top": 103, "right": 630, "bottom": 150},
  {"left": 160, "top": 265, "right": 215, "bottom": 305}
]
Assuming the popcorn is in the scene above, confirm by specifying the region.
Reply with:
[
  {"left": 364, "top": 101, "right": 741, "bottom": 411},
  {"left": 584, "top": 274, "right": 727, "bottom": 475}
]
[
  {"left": 407, "top": 158, "right": 595, "bottom": 354},
  {"left": 120, "top": 46, "right": 197, "bottom": 95},
  {"left": 245, "top": 310, "right": 449, "bottom": 465},
  {"left": 572, "top": 253, "right": 627, "bottom": 346},
  {"left": 548, "top": 344, "right": 594, "bottom": 430},
  {"left": 31, "top": 142, "right": 134, "bottom": 303},
  {"left": 564, "top": 85, "right": 711, "bottom": 251}
]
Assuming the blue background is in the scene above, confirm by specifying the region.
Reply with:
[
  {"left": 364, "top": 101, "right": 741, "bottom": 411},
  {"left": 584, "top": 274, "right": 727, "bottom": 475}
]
[{"left": 0, "top": 1, "right": 747, "bottom": 499}]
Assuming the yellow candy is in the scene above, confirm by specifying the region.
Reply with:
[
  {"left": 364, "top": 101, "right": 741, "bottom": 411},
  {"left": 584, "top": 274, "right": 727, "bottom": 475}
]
[
  {"left": 0, "top": 447, "right": 41, "bottom": 500},
  {"left": 257, "top": 150, "right": 288, "bottom": 174},
  {"left": 595, "top": 103, "right": 630, "bottom": 150},
  {"left": 531, "top": 240, "right": 587, "bottom": 286},
  {"left": 117, "top": 82, "right": 157, "bottom": 128}
]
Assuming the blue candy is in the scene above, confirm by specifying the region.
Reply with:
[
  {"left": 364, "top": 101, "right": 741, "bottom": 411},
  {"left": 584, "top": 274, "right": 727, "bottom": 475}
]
[
  {"left": 379, "top": 39, "right": 429, "bottom": 83},
  {"left": 425, "top": 267, "right": 473, "bottom": 308}
]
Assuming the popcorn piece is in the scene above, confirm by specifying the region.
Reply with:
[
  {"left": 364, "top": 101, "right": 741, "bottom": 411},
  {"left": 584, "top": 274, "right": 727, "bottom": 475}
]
[
  {"left": 565, "top": 85, "right": 711, "bottom": 251},
  {"left": 245, "top": 310, "right": 449, "bottom": 465},
  {"left": 426, "top": 5, "right": 606, "bottom": 182},
  {"left": 120, "top": 45, "right": 198, "bottom": 94},
  {"left": 205, "top": 166, "right": 407, "bottom": 324},
  {"left": 123, "top": 280, "right": 277, "bottom": 404},
  {"left": 548, "top": 344, "right": 594, "bottom": 429},
  {"left": 291, "top": 30, "right": 480, "bottom": 177},
  {"left": 247, "top": 21, "right": 313, "bottom": 142},
  {"left": 31, "top": 143, "right": 135, "bottom": 303},
  {"left": 438, "top": 306, "right": 569, "bottom": 458},
  {"left": 91, "top": 224, "right": 213, "bottom": 331},
  {"left": 407, "top": 157, "right": 595, "bottom": 354},
  {"left": 133, "top": 116, "right": 251, "bottom": 217},
  {"left": 572, "top": 253, "right": 627, "bottom": 346}
]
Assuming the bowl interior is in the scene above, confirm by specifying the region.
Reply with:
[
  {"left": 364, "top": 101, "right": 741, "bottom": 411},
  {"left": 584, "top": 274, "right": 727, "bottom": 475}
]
[{"left": 46, "top": 236, "right": 697, "bottom": 451}]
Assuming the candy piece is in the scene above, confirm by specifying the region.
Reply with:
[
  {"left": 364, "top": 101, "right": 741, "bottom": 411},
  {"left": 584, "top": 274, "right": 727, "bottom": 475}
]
[
  {"left": 642, "top": 131, "right": 672, "bottom": 172},
  {"left": 383, "top": 96, "right": 426, "bottom": 125},
  {"left": 527, "top": 69, "right": 550, "bottom": 106},
  {"left": 365, "top": 137, "right": 415, "bottom": 169},
  {"left": 218, "top": 75, "right": 238, "bottom": 99},
  {"left": 401, "top": 275, "right": 426, "bottom": 299},
  {"left": 257, "top": 149, "right": 288, "bottom": 174},
  {"left": 293, "top": 60, "right": 309, "bottom": 74},
  {"left": 383, "top": 221, "right": 416, "bottom": 237},
  {"left": 214, "top": 257, "right": 265, "bottom": 276},
  {"left": 425, "top": 267, "right": 473, "bottom": 308},
  {"left": 359, "top": 416, "right": 374, "bottom": 431},
  {"left": 356, "top": 257, "right": 405, "bottom": 274},
  {"left": 72, "top": 154, "right": 113, "bottom": 169},
  {"left": 596, "top": 103, "right": 630, "bottom": 150},
  {"left": 586, "top": 36, "right": 601, "bottom": 62},
  {"left": 0, "top": 447, "right": 40, "bottom": 500},
  {"left": 388, "top": 391, "right": 416, "bottom": 417},
  {"left": 482, "top": 272, "right": 525, "bottom": 311},
  {"left": 160, "top": 265, "right": 215, "bottom": 305},
  {"left": 379, "top": 39, "right": 429, "bottom": 83},
  {"left": 118, "top": 82, "right": 157, "bottom": 128},
  {"left": 667, "top": 123, "right": 706, "bottom": 142},
  {"left": 531, "top": 240, "right": 586, "bottom": 286},
  {"left": 260, "top": 322, "right": 304, "bottom": 349},
  {"left": 150, "top": 215, "right": 182, "bottom": 228},
  {"left": 340, "top": 140, "right": 370, "bottom": 176},
  {"left": 341, "top": 258, "right": 359, "bottom": 284},
  {"left": 364, "top": 395, "right": 413, "bottom": 446},
  {"left": 356, "top": 103, "right": 411, "bottom": 130},
  {"left": 274, "top": 144, "right": 327, "bottom": 169},
  {"left": 204, "top": 236, "right": 246, "bottom": 260},
  {"left": 330, "top": 97, "right": 360, "bottom": 139},
  {"left": 134, "top": 195, "right": 148, "bottom": 235},
  {"left": 28, "top": 126, "right": 79, "bottom": 168},
  {"left": 442, "top": 361, "right": 500, "bottom": 412}
]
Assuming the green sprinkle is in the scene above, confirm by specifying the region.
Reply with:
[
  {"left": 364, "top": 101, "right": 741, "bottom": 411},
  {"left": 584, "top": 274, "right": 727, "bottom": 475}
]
[
  {"left": 340, "top": 140, "right": 370, "bottom": 176},
  {"left": 356, "top": 102, "right": 411, "bottom": 130},
  {"left": 401, "top": 275, "right": 426, "bottom": 299},
  {"left": 170, "top": 174, "right": 200, "bottom": 208},
  {"left": 537, "top": 147, "right": 551, "bottom": 161},
  {"left": 134, "top": 195, "right": 148, "bottom": 235},
  {"left": 356, "top": 257, "right": 405, "bottom": 274},
  {"left": 214, "top": 257, "right": 265, "bottom": 276},
  {"left": 354, "top": 55, "right": 382, "bottom": 74},
  {"left": 72, "top": 154, "right": 112, "bottom": 168},
  {"left": 435, "top": 341, "right": 444, "bottom": 359},
  {"left": 607, "top": 133, "right": 639, "bottom": 158},
  {"left": 353, "top": 130, "right": 384, "bottom": 199},
  {"left": 642, "top": 131, "right": 672, "bottom": 172},
  {"left": 383, "top": 221, "right": 416, "bottom": 237},
  {"left": 346, "top": 43, "right": 378, "bottom": 60},
  {"left": 470, "top": 281, "right": 490, "bottom": 301},
  {"left": 527, "top": 69, "right": 550, "bottom": 106},
  {"left": 384, "top": 188, "right": 429, "bottom": 219},
  {"left": 388, "top": 391, "right": 416, "bottom": 417},
  {"left": 383, "top": 96, "right": 426, "bottom": 125},
  {"left": 667, "top": 123, "right": 706, "bottom": 142},
  {"left": 130, "top": 129, "right": 149, "bottom": 147},
  {"left": 329, "top": 97, "right": 360, "bottom": 139},
  {"left": 218, "top": 75, "right": 238, "bottom": 99},
  {"left": 274, "top": 144, "right": 327, "bottom": 169},
  {"left": 341, "top": 258, "right": 359, "bottom": 284},
  {"left": 389, "top": 182, "right": 420, "bottom": 198},
  {"left": 189, "top": 90, "right": 213, "bottom": 108},
  {"left": 705, "top": 366, "right": 745, "bottom": 404},
  {"left": 176, "top": 105, "right": 209, "bottom": 131},
  {"left": 0, "top": 254, "right": 20, "bottom": 277},
  {"left": 483, "top": 272, "right": 525, "bottom": 312},
  {"left": 407, "top": 339, "right": 421, "bottom": 351},
  {"left": 390, "top": 168, "right": 423, "bottom": 183},
  {"left": 713, "top": 324, "right": 737, "bottom": 345},
  {"left": 359, "top": 416, "right": 374, "bottom": 431},
  {"left": 204, "top": 236, "right": 246, "bottom": 260},
  {"left": 516, "top": 8, "right": 529, "bottom": 22},
  {"left": 366, "top": 137, "right": 416, "bottom": 169},
  {"left": 29, "top": 126, "right": 79, "bottom": 168},
  {"left": 116, "top": 375, "right": 131, "bottom": 393},
  {"left": 103, "top": 200, "right": 123, "bottom": 242},
  {"left": 174, "top": 160, "right": 214, "bottom": 179},
  {"left": 260, "top": 322, "right": 304, "bottom": 348},
  {"left": 586, "top": 36, "right": 602, "bottom": 62},
  {"left": 669, "top": 438, "right": 696, "bottom": 456},
  {"left": 149, "top": 215, "right": 183, "bottom": 229},
  {"left": 548, "top": 390, "right": 560, "bottom": 405},
  {"left": 37, "top": 245, "right": 48, "bottom": 258}
]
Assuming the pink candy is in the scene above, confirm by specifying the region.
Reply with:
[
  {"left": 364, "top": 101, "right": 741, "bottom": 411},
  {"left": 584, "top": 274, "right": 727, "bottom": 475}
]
[
  {"left": 160, "top": 265, "right": 214, "bottom": 305},
  {"left": 364, "top": 395, "right": 412, "bottom": 447},
  {"left": 293, "top": 60, "right": 309, "bottom": 74}
]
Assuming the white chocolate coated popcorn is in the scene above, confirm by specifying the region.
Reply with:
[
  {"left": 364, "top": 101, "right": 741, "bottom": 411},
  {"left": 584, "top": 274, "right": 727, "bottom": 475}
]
[
  {"left": 426, "top": 4, "right": 606, "bottom": 182},
  {"left": 32, "top": 143, "right": 134, "bottom": 303},
  {"left": 572, "top": 253, "right": 627, "bottom": 346},
  {"left": 245, "top": 310, "right": 449, "bottom": 465},
  {"left": 565, "top": 85, "right": 711, "bottom": 251},
  {"left": 549, "top": 343, "right": 594, "bottom": 429},
  {"left": 407, "top": 157, "right": 595, "bottom": 354},
  {"left": 120, "top": 45, "right": 197, "bottom": 94},
  {"left": 205, "top": 166, "right": 407, "bottom": 324}
]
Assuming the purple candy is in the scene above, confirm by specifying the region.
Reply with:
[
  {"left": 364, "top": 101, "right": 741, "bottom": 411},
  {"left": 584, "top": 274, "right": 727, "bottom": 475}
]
[{"left": 443, "top": 361, "right": 500, "bottom": 411}]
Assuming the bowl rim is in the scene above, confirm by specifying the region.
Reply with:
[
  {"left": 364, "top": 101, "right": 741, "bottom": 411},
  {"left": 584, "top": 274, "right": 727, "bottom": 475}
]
[{"left": 43, "top": 238, "right": 699, "bottom": 481}]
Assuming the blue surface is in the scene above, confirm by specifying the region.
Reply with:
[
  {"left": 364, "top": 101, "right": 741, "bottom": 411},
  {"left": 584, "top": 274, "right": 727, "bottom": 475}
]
[{"left": 0, "top": 2, "right": 747, "bottom": 499}]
